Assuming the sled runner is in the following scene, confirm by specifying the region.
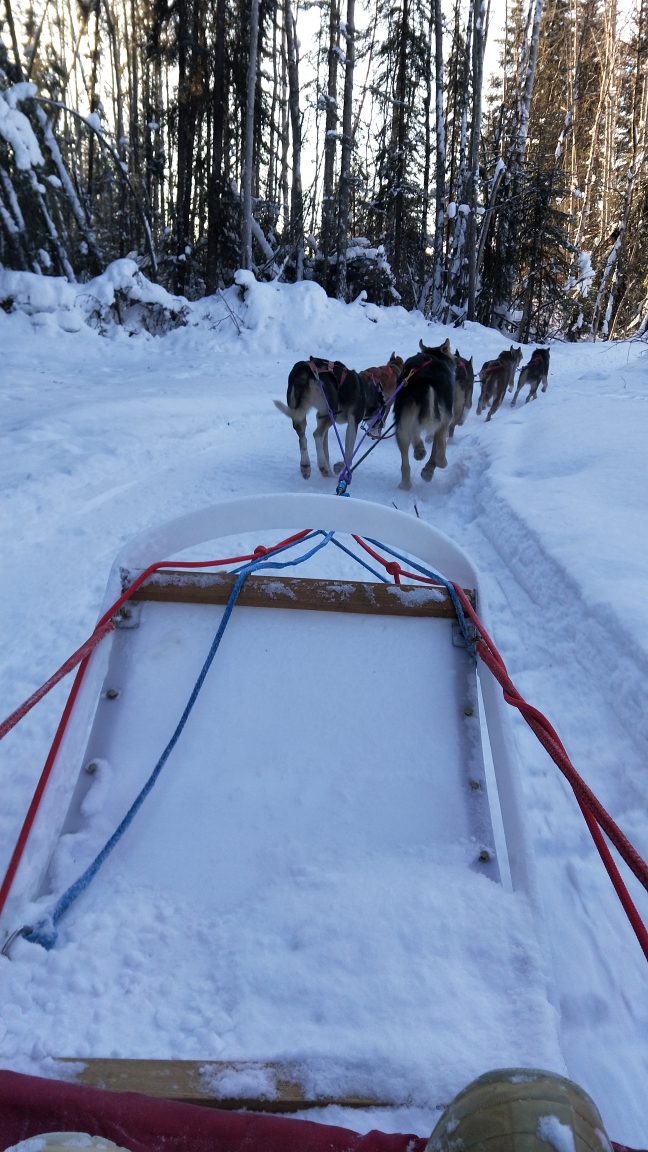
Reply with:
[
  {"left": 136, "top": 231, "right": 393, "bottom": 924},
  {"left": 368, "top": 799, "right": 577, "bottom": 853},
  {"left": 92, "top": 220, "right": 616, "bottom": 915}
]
[{"left": 0, "top": 495, "right": 589, "bottom": 1109}]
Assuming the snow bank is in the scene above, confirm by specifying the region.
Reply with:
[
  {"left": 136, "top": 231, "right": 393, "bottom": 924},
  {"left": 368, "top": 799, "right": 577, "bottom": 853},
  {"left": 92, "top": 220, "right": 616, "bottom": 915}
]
[
  {"left": 0, "top": 260, "right": 192, "bottom": 336},
  {"left": 0, "top": 261, "right": 424, "bottom": 344}
]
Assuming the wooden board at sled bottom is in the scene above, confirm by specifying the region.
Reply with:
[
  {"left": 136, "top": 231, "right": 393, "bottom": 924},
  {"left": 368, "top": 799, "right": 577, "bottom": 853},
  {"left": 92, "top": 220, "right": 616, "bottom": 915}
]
[{"left": 55, "top": 1059, "right": 385, "bottom": 1111}]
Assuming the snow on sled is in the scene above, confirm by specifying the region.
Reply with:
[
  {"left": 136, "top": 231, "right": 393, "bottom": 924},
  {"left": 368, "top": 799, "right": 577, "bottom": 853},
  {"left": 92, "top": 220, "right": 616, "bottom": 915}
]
[{"left": 0, "top": 494, "right": 566, "bottom": 1111}]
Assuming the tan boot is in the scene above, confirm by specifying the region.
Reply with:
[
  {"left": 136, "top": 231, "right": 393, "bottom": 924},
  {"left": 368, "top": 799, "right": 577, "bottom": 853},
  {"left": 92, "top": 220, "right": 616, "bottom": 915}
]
[{"left": 426, "top": 1068, "right": 611, "bottom": 1152}]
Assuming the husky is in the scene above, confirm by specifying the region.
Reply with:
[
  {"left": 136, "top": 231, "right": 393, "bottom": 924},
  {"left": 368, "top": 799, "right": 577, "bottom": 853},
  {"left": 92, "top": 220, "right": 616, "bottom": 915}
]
[
  {"left": 511, "top": 347, "right": 550, "bottom": 406},
  {"left": 357, "top": 353, "right": 404, "bottom": 438},
  {"left": 449, "top": 350, "right": 475, "bottom": 437},
  {"left": 274, "top": 354, "right": 402, "bottom": 479},
  {"left": 393, "top": 338, "right": 455, "bottom": 490},
  {"left": 476, "top": 346, "right": 523, "bottom": 421}
]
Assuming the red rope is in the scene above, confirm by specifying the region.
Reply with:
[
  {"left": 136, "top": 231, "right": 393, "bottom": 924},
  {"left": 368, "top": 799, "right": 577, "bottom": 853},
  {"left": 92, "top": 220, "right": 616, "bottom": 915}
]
[
  {"left": 450, "top": 582, "right": 648, "bottom": 896},
  {"left": 352, "top": 536, "right": 445, "bottom": 589},
  {"left": 94, "top": 528, "right": 312, "bottom": 630},
  {"left": 577, "top": 797, "right": 648, "bottom": 963},
  {"left": 0, "top": 528, "right": 312, "bottom": 919},
  {"left": 0, "top": 657, "right": 91, "bottom": 918},
  {"left": 353, "top": 536, "right": 648, "bottom": 962},
  {"left": 0, "top": 528, "right": 312, "bottom": 745},
  {"left": 0, "top": 622, "right": 115, "bottom": 743}
]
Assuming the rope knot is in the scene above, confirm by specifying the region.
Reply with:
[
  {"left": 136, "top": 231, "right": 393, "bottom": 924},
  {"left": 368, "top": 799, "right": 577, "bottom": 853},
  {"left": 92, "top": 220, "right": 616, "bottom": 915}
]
[
  {"left": 253, "top": 545, "right": 268, "bottom": 556},
  {"left": 384, "top": 560, "right": 402, "bottom": 584}
]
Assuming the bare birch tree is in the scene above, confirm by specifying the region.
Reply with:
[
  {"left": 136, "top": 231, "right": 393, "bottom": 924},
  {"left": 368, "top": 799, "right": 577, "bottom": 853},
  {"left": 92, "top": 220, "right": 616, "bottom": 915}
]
[
  {"left": 242, "top": 0, "right": 260, "bottom": 269},
  {"left": 336, "top": 0, "right": 355, "bottom": 299}
]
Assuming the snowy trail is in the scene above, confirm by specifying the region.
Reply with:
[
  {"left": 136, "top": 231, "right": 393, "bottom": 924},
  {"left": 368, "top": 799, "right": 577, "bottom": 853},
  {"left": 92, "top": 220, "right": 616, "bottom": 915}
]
[{"left": 0, "top": 279, "right": 646, "bottom": 1143}]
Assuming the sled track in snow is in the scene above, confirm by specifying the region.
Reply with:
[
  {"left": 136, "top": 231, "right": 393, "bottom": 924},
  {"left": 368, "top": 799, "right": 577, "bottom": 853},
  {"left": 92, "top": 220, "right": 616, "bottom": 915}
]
[{"left": 433, "top": 442, "right": 648, "bottom": 1138}]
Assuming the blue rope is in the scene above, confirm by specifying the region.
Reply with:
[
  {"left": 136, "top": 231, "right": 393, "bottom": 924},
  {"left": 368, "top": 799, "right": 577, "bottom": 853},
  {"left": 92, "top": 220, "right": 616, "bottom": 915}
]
[
  {"left": 24, "top": 532, "right": 334, "bottom": 950},
  {"left": 364, "top": 538, "right": 477, "bottom": 659},
  {"left": 329, "top": 537, "right": 390, "bottom": 583}
]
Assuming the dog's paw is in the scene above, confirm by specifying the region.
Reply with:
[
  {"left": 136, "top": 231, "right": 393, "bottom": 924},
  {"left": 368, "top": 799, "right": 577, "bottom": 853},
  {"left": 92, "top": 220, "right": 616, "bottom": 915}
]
[
  {"left": 300, "top": 464, "right": 311, "bottom": 479},
  {"left": 510, "top": 399, "right": 516, "bottom": 407},
  {"left": 398, "top": 478, "right": 412, "bottom": 491},
  {"left": 333, "top": 461, "right": 344, "bottom": 474},
  {"left": 413, "top": 443, "right": 426, "bottom": 460},
  {"left": 421, "top": 468, "right": 434, "bottom": 482},
  {"left": 319, "top": 466, "right": 333, "bottom": 478}
]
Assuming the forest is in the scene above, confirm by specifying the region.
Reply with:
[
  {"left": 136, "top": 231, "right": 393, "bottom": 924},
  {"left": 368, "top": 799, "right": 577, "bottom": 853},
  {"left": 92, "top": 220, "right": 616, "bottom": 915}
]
[{"left": 0, "top": 0, "right": 646, "bottom": 341}]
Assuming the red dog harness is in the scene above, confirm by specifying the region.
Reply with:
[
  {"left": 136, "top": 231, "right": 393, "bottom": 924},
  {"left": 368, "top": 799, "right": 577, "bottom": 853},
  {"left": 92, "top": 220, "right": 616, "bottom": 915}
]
[
  {"left": 455, "top": 357, "right": 470, "bottom": 383},
  {"left": 309, "top": 357, "right": 348, "bottom": 390},
  {"left": 481, "top": 359, "right": 503, "bottom": 374}
]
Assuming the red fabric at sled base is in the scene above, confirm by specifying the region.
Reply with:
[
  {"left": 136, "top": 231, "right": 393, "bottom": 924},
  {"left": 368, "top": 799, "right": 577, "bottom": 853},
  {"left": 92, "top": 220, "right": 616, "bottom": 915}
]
[
  {"left": 0, "top": 1070, "right": 428, "bottom": 1152},
  {"left": 0, "top": 1071, "right": 644, "bottom": 1152}
]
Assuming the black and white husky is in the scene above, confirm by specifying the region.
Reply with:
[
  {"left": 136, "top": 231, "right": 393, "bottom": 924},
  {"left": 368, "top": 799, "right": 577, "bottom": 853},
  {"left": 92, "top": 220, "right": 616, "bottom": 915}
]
[
  {"left": 274, "top": 355, "right": 402, "bottom": 479},
  {"left": 511, "top": 348, "right": 550, "bottom": 406},
  {"left": 393, "top": 339, "right": 455, "bottom": 490}
]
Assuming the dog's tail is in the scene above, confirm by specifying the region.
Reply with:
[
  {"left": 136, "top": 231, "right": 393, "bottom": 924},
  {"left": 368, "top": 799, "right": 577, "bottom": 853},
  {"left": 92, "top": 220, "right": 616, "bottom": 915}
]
[{"left": 274, "top": 397, "right": 312, "bottom": 422}]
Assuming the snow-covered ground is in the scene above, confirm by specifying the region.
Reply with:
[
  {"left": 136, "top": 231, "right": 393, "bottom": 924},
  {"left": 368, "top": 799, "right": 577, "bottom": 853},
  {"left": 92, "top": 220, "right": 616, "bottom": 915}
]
[{"left": 0, "top": 269, "right": 646, "bottom": 1145}]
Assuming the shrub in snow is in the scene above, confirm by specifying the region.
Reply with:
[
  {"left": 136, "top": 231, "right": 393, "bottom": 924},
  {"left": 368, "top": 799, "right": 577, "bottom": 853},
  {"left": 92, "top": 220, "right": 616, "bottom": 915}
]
[
  {"left": 0, "top": 259, "right": 190, "bottom": 335},
  {"left": 79, "top": 259, "right": 190, "bottom": 335},
  {"left": 311, "top": 240, "right": 399, "bottom": 305},
  {"left": 0, "top": 266, "right": 81, "bottom": 329}
]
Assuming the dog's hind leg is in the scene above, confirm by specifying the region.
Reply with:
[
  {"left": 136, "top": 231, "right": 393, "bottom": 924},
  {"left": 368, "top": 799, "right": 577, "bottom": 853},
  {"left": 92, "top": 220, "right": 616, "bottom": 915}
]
[
  {"left": 541, "top": 373, "right": 548, "bottom": 392},
  {"left": 526, "top": 380, "right": 540, "bottom": 402},
  {"left": 476, "top": 382, "right": 490, "bottom": 415},
  {"left": 413, "top": 436, "right": 427, "bottom": 460},
  {"left": 448, "top": 390, "right": 464, "bottom": 437},
  {"left": 422, "top": 425, "right": 448, "bottom": 480},
  {"left": 313, "top": 414, "right": 333, "bottom": 477},
  {"left": 396, "top": 426, "right": 413, "bottom": 490},
  {"left": 511, "top": 369, "right": 527, "bottom": 407},
  {"left": 487, "top": 385, "right": 506, "bottom": 420},
  {"left": 293, "top": 417, "right": 311, "bottom": 478}
]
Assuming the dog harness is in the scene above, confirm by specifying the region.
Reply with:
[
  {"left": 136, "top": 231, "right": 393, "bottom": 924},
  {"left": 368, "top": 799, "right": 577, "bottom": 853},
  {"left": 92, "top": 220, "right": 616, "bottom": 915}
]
[
  {"left": 309, "top": 357, "right": 348, "bottom": 391},
  {"left": 480, "top": 359, "right": 503, "bottom": 375},
  {"left": 455, "top": 358, "right": 470, "bottom": 383},
  {"left": 358, "top": 364, "right": 400, "bottom": 401}
]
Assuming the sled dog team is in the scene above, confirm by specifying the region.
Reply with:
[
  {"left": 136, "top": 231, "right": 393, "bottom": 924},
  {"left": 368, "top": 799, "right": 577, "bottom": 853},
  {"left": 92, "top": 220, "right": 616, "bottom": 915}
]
[{"left": 275, "top": 341, "right": 550, "bottom": 490}]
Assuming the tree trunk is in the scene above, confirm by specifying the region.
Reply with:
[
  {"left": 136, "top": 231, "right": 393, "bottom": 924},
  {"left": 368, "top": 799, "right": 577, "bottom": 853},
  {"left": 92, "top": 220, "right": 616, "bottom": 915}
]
[
  {"left": 284, "top": 0, "right": 304, "bottom": 279},
  {"left": 267, "top": 1, "right": 280, "bottom": 208},
  {"left": 590, "top": 0, "right": 647, "bottom": 340},
  {"left": 3, "top": 0, "right": 24, "bottom": 79},
  {"left": 431, "top": 0, "right": 446, "bottom": 316},
  {"left": 175, "top": 0, "right": 192, "bottom": 293},
  {"left": 466, "top": 0, "right": 484, "bottom": 320},
  {"left": 419, "top": 11, "right": 433, "bottom": 307},
  {"left": 392, "top": 0, "right": 409, "bottom": 287},
  {"left": 447, "top": 0, "right": 473, "bottom": 309},
  {"left": 280, "top": 13, "right": 290, "bottom": 238},
  {"left": 87, "top": 3, "right": 101, "bottom": 202},
  {"left": 335, "top": 0, "right": 355, "bottom": 299},
  {"left": 321, "top": 0, "right": 339, "bottom": 279},
  {"left": 206, "top": 0, "right": 227, "bottom": 293},
  {"left": 515, "top": 0, "right": 544, "bottom": 167},
  {"left": 242, "top": 0, "right": 260, "bottom": 270}
]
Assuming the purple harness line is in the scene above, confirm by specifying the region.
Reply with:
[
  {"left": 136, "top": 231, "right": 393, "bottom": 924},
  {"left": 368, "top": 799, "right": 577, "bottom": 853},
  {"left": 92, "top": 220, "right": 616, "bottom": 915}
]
[{"left": 309, "top": 359, "right": 408, "bottom": 495}]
